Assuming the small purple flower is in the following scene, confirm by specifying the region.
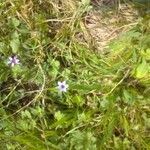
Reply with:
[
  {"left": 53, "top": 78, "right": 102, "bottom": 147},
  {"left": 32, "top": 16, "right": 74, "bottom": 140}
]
[
  {"left": 8, "top": 55, "right": 20, "bottom": 67},
  {"left": 57, "top": 81, "right": 69, "bottom": 92}
]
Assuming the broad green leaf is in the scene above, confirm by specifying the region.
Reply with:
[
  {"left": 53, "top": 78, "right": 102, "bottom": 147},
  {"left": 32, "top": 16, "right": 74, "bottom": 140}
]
[
  {"left": 10, "top": 39, "right": 20, "bottom": 53},
  {"left": 55, "top": 111, "right": 64, "bottom": 121},
  {"left": 10, "top": 31, "right": 20, "bottom": 53},
  {"left": 11, "top": 17, "right": 20, "bottom": 27},
  {"left": 135, "top": 59, "right": 149, "bottom": 78},
  {"left": 72, "top": 95, "right": 84, "bottom": 106},
  {"left": 141, "top": 48, "right": 150, "bottom": 60},
  {"left": 49, "top": 60, "right": 60, "bottom": 79}
]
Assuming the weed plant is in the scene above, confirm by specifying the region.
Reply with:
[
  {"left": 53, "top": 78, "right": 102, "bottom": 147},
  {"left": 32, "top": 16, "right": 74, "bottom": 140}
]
[{"left": 0, "top": 0, "right": 149, "bottom": 149}]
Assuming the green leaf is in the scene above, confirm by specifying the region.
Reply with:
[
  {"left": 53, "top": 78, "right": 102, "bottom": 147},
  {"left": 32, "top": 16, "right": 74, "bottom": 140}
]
[
  {"left": 12, "top": 134, "right": 46, "bottom": 150},
  {"left": 12, "top": 65, "right": 22, "bottom": 78},
  {"left": 135, "top": 59, "right": 149, "bottom": 78},
  {"left": 123, "top": 116, "right": 129, "bottom": 137},
  {"left": 55, "top": 111, "right": 64, "bottom": 121},
  {"left": 0, "top": 42, "right": 5, "bottom": 53},
  {"left": 141, "top": 48, "right": 150, "bottom": 60},
  {"left": 123, "top": 89, "right": 132, "bottom": 104},
  {"left": 72, "top": 83, "right": 100, "bottom": 94},
  {"left": 10, "top": 31, "right": 20, "bottom": 53},
  {"left": 10, "top": 39, "right": 20, "bottom": 53},
  {"left": 72, "top": 95, "right": 84, "bottom": 106},
  {"left": 49, "top": 60, "right": 60, "bottom": 79},
  {"left": 11, "top": 17, "right": 20, "bottom": 27}
]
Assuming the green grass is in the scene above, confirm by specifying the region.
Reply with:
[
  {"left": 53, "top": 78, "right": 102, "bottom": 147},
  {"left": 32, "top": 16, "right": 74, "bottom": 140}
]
[{"left": 0, "top": 0, "right": 150, "bottom": 149}]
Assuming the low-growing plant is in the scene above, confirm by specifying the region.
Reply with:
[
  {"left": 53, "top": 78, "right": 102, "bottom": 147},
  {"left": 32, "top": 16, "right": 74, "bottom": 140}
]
[{"left": 0, "top": 0, "right": 149, "bottom": 149}]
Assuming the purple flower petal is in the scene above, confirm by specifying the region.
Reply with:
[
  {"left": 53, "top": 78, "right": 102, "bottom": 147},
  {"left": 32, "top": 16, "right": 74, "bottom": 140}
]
[
  {"left": 57, "top": 81, "right": 69, "bottom": 92},
  {"left": 8, "top": 55, "right": 20, "bottom": 67}
]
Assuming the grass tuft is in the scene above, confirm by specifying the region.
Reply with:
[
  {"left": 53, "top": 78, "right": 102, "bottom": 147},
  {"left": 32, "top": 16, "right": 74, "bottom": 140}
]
[{"left": 0, "top": 0, "right": 149, "bottom": 149}]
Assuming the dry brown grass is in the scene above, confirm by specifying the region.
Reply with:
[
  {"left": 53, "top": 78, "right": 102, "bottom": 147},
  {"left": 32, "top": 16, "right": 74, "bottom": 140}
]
[{"left": 84, "top": 3, "right": 139, "bottom": 52}]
